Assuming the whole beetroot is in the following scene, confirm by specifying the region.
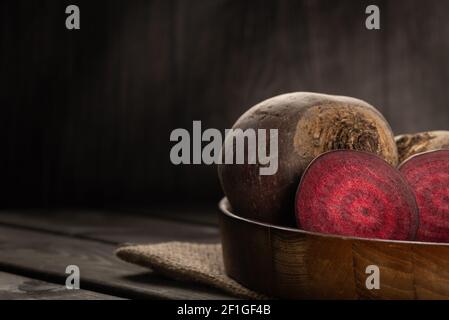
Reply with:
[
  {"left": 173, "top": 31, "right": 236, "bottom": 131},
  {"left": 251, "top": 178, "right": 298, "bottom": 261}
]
[
  {"left": 218, "top": 92, "right": 399, "bottom": 226},
  {"left": 396, "top": 130, "right": 449, "bottom": 164}
]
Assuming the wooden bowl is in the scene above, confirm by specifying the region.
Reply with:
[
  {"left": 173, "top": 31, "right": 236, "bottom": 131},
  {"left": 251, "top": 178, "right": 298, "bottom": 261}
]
[{"left": 219, "top": 198, "right": 449, "bottom": 299}]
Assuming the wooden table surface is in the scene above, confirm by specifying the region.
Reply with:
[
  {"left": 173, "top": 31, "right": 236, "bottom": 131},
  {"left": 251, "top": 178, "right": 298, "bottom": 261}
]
[{"left": 0, "top": 207, "right": 235, "bottom": 300}]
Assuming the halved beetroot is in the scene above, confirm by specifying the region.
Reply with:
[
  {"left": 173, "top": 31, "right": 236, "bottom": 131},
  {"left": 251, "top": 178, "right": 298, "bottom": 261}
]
[
  {"left": 295, "top": 150, "right": 419, "bottom": 240},
  {"left": 399, "top": 150, "right": 449, "bottom": 242}
]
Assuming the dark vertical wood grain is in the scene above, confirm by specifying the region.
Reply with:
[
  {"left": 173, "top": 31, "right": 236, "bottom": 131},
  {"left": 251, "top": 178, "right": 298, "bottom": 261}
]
[
  {"left": 1, "top": 0, "right": 448, "bottom": 209},
  {"left": 384, "top": 0, "right": 449, "bottom": 134}
]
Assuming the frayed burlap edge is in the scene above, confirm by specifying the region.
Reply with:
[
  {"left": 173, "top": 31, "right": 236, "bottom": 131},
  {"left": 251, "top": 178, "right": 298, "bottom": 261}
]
[{"left": 115, "top": 242, "right": 267, "bottom": 299}]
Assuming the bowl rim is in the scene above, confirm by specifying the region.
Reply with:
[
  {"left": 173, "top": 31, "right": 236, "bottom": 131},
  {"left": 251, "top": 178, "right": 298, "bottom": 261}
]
[{"left": 218, "top": 197, "right": 449, "bottom": 247}]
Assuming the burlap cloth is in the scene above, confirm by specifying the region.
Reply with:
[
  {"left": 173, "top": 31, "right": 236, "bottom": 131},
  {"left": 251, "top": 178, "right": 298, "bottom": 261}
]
[{"left": 115, "top": 242, "right": 267, "bottom": 299}]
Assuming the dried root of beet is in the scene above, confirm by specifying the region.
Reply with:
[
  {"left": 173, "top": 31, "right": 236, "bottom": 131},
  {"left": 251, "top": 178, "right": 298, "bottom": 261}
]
[
  {"left": 396, "top": 130, "right": 449, "bottom": 164},
  {"left": 218, "top": 92, "right": 399, "bottom": 226},
  {"left": 295, "top": 150, "right": 418, "bottom": 240},
  {"left": 399, "top": 150, "right": 449, "bottom": 242}
]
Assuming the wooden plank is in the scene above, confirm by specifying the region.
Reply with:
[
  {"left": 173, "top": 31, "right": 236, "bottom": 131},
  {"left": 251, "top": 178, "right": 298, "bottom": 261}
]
[
  {"left": 0, "top": 209, "right": 220, "bottom": 245},
  {"left": 0, "top": 271, "right": 123, "bottom": 300},
  {"left": 0, "top": 225, "right": 233, "bottom": 299},
  {"left": 0, "top": 210, "right": 227, "bottom": 299}
]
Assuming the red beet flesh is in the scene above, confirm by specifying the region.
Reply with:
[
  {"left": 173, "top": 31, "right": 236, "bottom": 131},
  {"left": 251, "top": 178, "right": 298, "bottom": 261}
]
[
  {"left": 295, "top": 150, "right": 419, "bottom": 240},
  {"left": 399, "top": 150, "right": 449, "bottom": 242}
]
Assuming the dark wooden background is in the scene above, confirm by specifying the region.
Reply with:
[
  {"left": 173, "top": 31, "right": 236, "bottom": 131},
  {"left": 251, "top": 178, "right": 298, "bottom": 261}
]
[{"left": 1, "top": 0, "right": 448, "bottom": 209}]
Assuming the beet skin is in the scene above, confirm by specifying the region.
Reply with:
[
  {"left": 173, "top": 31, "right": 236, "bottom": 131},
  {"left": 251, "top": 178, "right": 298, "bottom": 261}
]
[
  {"left": 399, "top": 150, "right": 449, "bottom": 242},
  {"left": 295, "top": 150, "right": 419, "bottom": 240},
  {"left": 396, "top": 130, "right": 449, "bottom": 163}
]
